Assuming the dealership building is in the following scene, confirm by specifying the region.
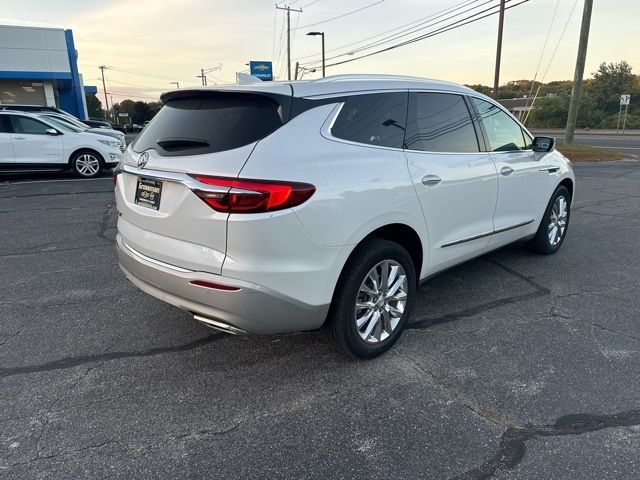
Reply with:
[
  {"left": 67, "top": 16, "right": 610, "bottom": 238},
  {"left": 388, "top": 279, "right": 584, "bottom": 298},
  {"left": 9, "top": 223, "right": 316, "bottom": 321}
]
[{"left": 0, "top": 24, "right": 90, "bottom": 119}]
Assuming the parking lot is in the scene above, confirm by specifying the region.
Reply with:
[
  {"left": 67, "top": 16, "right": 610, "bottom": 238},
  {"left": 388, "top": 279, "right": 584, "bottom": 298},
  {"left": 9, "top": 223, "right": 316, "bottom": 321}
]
[{"left": 1, "top": 160, "right": 640, "bottom": 479}]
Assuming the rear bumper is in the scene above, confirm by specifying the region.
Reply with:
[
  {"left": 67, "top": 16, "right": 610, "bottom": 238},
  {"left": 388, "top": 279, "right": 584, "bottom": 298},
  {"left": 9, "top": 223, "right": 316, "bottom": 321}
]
[{"left": 116, "top": 234, "right": 329, "bottom": 335}]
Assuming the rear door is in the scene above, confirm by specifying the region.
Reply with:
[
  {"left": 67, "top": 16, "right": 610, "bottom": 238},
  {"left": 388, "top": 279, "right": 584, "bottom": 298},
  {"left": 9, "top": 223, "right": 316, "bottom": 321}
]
[
  {"left": 0, "top": 116, "right": 14, "bottom": 165},
  {"left": 8, "top": 115, "right": 64, "bottom": 165},
  {"left": 470, "top": 97, "right": 550, "bottom": 246},
  {"left": 116, "top": 90, "right": 290, "bottom": 273},
  {"left": 403, "top": 91, "right": 498, "bottom": 273}
]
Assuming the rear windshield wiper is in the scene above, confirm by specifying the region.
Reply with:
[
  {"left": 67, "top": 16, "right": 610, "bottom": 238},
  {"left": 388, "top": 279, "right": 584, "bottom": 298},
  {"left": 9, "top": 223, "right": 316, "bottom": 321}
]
[{"left": 156, "top": 137, "right": 210, "bottom": 150}]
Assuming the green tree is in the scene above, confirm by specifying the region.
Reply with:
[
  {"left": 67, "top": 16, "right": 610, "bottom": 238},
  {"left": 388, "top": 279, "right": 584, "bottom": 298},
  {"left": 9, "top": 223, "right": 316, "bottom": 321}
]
[
  {"left": 85, "top": 95, "right": 103, "bottom": 119},
  {"left": 585, "top": 61, "right": 638, "bottom": 115},
  {"left": 465, "top": 84, "right": 493, "bottom": 96},
  {"left": 147, "top": 101, "right": 163, "bottom": 117},
  {"left": 132, "top": 101, "right": 152, "bottom": 124}
]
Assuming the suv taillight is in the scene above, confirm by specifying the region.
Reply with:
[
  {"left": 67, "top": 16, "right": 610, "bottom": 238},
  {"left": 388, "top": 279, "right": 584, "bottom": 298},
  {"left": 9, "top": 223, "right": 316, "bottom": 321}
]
[{"left": 191, "top": 175, "right": 315, "bottom": 213}]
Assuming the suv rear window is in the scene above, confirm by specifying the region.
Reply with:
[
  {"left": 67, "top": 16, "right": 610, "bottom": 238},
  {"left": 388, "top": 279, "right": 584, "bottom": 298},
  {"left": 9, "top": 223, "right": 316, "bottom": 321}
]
[{"left": 132, "top": 93, "right": 285, "bottom": 156}]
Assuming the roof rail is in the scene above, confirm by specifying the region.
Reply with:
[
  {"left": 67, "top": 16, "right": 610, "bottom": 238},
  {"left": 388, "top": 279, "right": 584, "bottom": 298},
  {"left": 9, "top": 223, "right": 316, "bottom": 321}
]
[{"left": 311, "top": 74, "right": 434, "bottom": 83}]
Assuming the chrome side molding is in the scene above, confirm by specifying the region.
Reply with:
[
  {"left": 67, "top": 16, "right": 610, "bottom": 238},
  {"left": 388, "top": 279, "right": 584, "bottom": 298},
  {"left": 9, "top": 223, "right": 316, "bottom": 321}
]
[{"left": 442, "top": 219, "right": 534, "bottom": 248}]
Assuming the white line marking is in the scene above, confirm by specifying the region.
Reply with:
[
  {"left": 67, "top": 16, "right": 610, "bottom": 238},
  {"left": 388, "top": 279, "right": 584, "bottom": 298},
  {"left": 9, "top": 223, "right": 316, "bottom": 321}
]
[
  {"left": 590, "top": 145, "right": 640, "bottom": 150},
  {"left": 7, "top": 177, "right": 112, "bottom": 185}
]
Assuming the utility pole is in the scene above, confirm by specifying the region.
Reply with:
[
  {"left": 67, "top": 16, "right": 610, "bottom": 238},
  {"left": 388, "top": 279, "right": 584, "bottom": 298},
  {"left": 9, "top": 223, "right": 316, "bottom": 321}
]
[
  {"left": 197, "top": 65, "right": 222, "bottom": 86},
  {"left": 99, "top": 65, "right": 109, "bottom": 120},
  {"left": 276, "top": 4, "right": 302, "bottom": 81},
  {"left": 492, "top": 0, "right": 506, "bottom": 99},
  {"left": 170, "top": 81, "right": 180, "bottom": 89},
  {"left": 197, "top": 68, "right": 207, "bottom": 86},
  {"left": 565, "top": 0, "right": 593, "bottom": 145},
  {"left": 294, "top": 62, "right": 300, "bottom": 81}
]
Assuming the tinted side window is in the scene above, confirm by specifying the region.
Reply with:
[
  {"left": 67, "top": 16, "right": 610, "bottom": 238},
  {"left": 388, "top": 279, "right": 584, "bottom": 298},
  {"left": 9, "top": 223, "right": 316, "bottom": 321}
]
[
  {"left": 405, "top": 93, "right": 479, "bottom": 152},
  {"left": 10, "top": 116, "right": 50, "bottom": 135},
  {"left": 0, "top": 116, "right": 10, "bottom": 133},
  {"left": 331, "top": 93, "right": 408, "bottom": 149},
  {"left": 472, "top": 98, "right": 526, "bottom": 152},
  {"left": 133, "top": 93, "right": 285, "bottom": 156}
]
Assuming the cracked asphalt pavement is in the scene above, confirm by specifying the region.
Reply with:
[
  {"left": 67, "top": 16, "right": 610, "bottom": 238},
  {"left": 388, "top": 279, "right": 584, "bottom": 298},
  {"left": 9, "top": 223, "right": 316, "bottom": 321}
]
[{"left": 1, "top": 161, "right": 640, "bottom": 479}]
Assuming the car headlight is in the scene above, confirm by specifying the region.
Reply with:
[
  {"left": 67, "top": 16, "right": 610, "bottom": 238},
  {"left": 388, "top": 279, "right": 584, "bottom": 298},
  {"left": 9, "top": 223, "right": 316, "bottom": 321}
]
[{"left": 97, "top": 139, "right": 121, "bottom": 148}]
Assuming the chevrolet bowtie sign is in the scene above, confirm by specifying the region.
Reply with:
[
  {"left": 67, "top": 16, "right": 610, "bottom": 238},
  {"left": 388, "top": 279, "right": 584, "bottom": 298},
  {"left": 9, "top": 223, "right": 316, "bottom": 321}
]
[{"left": 249, "top": 61, "right": 273, "bottom": 81}]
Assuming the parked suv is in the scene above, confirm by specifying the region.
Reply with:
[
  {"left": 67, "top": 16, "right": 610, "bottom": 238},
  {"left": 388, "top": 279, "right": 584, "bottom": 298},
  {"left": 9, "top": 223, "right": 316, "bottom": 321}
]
[
  {"left": 115, "top": 74, "right": 574, "bottom": 358},
  {"left": 0, "top": 111, "right": 122, "bottom": 177}
]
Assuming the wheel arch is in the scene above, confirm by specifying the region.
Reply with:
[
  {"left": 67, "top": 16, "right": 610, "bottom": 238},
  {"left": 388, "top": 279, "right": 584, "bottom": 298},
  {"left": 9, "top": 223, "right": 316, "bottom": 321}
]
[
  {"left": 344, "top": 223, "right": 424, "bottom": 286},
  {"left": 68, "top": 148, "right": 105, "bottom": 167},
  {"left": 558, "top": 178, "right": 573, "bottom": 200}
]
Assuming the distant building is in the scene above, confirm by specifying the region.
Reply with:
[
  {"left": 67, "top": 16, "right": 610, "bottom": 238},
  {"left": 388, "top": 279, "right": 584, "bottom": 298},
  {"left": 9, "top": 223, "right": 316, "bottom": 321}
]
[
  {"left": 0, "top": 24, "right": 94, "bottom": 119},
  {"left": 498, "top": 98, "right": 534, "bottom": 121}
]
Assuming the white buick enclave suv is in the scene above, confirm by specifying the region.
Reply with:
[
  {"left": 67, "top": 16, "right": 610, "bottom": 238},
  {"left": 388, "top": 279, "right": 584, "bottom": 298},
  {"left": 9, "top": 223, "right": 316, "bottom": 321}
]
[{"left": 115, "top": 74, "right": 574, "bottom": 358}]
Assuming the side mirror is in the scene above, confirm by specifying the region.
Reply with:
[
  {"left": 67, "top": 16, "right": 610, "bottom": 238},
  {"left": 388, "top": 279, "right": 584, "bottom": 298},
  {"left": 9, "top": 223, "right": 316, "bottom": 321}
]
[
  {"left": 532, "top": 136, "right": 555, "bottom": 152},
  {"left": 45, "top": 128, "right": 59, "bottom": 136}
]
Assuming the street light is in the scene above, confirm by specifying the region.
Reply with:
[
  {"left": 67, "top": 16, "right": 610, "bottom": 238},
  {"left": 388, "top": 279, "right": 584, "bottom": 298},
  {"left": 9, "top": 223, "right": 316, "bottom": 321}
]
[
  {"left": 170, "top": 81, "right": 180, "bottom": 89},
  {"left": 306, "top": 31, "right": 325, "bottom": 78}
]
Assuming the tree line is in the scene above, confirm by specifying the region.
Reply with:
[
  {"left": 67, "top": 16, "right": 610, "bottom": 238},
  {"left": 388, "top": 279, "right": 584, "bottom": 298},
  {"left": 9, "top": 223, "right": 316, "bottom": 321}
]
[
  {"left": 85, "top": 97, "right": 162, "bottom": 125},
  {"left": 467, "top": 61, "right": 640, "bottom": 129}
]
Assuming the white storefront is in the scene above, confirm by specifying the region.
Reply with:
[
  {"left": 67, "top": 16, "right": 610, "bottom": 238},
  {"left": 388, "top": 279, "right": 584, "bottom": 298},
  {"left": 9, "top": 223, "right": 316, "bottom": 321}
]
[{"left": 0, "top": 25, "right": 88, "bottom": 118}]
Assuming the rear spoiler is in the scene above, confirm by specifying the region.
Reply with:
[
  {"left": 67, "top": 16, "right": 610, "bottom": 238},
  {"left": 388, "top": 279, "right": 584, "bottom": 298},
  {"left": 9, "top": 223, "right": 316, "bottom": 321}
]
[{"left": 159, "top": 87, "right": 296, "bottom": 123}]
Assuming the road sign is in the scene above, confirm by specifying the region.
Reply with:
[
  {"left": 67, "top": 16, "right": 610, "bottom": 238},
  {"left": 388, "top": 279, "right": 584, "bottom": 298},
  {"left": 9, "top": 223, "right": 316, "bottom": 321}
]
[
  {"left": 118, "top": 113, "right": 128, "bottom": 117},
  {"left": 620, "top": 95, "right": 631, "bottom": 106},
  {"left": 249, "top": 61, "right": 273, "bottom": 81}
]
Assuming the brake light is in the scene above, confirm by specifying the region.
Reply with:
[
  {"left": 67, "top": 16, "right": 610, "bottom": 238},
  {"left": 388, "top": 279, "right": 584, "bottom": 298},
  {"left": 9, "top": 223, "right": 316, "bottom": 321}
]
[{"left": 191, "top": 175, "right": 315, "bottom": 213}]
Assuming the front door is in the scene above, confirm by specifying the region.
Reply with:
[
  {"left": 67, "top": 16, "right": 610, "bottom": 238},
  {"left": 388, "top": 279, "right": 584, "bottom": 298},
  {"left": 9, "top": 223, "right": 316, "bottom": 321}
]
[
  {"left": 0, "top": 116, "right": 15, "bottom": 165},
  {"left": 8, "top": 114, "right": 64, "bottom": 165},
  {"left": 470, "top": 98, "right": 551, "bottom": 247},
  {"left": 404, "top": 91, "right": 498, "bottom": 273}
]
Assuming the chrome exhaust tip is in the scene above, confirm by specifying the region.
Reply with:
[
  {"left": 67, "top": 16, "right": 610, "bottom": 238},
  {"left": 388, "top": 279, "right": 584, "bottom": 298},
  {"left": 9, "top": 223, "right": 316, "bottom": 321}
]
[{"left": 193, "top": 314, "right": 247, "bottom": 335}]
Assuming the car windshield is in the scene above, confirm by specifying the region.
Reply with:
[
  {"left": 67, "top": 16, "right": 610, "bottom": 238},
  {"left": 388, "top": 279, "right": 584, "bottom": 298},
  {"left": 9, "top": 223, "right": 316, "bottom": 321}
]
[
  {"left": 51, "top": 114, "right": 89, "bottom": 130},
  {"left": 41, "top": 116, "right": 82, "bottom": 133}
]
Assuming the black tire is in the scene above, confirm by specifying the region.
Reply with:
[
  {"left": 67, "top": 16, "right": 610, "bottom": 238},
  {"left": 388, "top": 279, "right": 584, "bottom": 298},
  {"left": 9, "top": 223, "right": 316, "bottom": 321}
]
[
  {"left": 527, "top": 185, "right": 571, "bottom": 255},
  {"left": 324, "top": 238, "right": 416, "bottom": 359},
  {"left": 71, "top": 150, "right": 103, "bottom": 178}
]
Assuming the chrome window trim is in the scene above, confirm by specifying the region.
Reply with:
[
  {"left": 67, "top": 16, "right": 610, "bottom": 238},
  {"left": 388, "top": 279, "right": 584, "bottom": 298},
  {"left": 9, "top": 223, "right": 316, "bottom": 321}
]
[{"left": 320, "top": 89, "right": 500, "bottom": 156}]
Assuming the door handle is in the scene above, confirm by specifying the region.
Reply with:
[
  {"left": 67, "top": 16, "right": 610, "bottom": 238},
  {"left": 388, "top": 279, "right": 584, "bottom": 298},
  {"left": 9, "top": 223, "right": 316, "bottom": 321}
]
[
  {"left": 13, "top": 136, "right": 26, "bottom": 140},
  {"left": 500, "top": 166, "right": 514, "bottom": 176},
  {"left": 422, "top": 175, "right": 441, "bottom": 187}
]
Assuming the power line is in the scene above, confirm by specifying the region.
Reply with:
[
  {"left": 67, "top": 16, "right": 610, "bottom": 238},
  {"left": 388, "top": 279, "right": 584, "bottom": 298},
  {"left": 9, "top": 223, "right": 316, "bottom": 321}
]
[
  {"left": 293, "top": 0, "right": 477, "bottom": 62},
  {"left": 293, "top": 0, "right": 384, "bottom": 30},
  {"left": 307, "top": 0, "right": 529, "bottom": 69},
  {"left": 300, "top": 0, "right": 494, "bottom": 66},
  {"left": 527, "top": 0, "right": 561, "bottom": 98},
  {"left": 523, "top": 0, "right": 580, "bottom": 125},
  {"left": 107, "top": 66, "right": 192, "bottom": 83}
]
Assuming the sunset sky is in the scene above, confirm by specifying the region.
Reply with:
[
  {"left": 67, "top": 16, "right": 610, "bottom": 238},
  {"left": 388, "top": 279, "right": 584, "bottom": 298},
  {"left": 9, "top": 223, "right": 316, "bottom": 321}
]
[{"left": 2, "top": 0, "right": 638, "bottom": 102}]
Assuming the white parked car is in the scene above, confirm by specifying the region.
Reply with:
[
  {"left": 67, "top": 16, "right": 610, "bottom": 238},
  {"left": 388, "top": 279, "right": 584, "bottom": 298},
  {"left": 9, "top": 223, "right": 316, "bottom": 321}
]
[
  {"left": 0, "top": 111, "right": 122, "bottom": 177},
  {"left": 39, "top": 112, "right": 126, "bottom": 150},
  {"left": 115, "top": 74, "right": 574, "bottom": 358}
]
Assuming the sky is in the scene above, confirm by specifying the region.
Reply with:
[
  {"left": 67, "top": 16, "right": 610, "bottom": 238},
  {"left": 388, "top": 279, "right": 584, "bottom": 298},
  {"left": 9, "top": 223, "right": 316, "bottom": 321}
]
[{"left": 1, "top": 0, "right": 639, "bottom": 103}]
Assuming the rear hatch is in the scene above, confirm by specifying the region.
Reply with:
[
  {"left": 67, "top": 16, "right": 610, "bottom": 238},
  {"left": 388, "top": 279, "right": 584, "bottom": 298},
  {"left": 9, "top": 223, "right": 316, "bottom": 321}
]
[{"left": 116, "top": 86, "right": 292, "bottom": 274}]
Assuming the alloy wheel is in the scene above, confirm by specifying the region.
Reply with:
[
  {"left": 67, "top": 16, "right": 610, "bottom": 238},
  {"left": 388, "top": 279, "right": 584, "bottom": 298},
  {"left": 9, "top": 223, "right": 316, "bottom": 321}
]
[
  {"left": 76, "top": 154, "right": 100, "bottom": 177},
  {"left": 354, "top": 259, "right": 408, "bottom": 343},
  {"left": 548, "top": 195, "right": 568, "bottom": 246}
]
